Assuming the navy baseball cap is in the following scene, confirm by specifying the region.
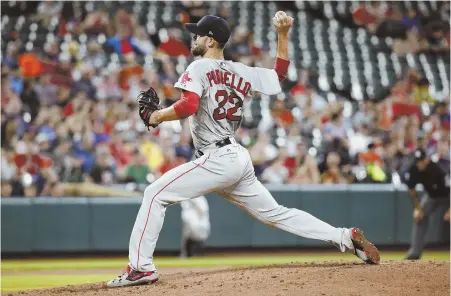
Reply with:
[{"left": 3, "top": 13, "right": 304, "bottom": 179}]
[
  {"left": 185, "top": 15, "right": 231, "bottom": 44},
  {"left": 414, "top": 149, "right": 427, "bottom": 162}
]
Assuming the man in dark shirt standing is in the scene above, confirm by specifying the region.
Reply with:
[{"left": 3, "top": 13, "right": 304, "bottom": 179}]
[{"left": 404, "top": 149, "right": 450, "bottom": 260}]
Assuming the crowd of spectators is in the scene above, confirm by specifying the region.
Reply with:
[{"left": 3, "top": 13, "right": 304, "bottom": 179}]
[
  {"left": 1, "top": 1, "right": 450, "bottom": 197},
  {"left": 350, "top": 1, "right": 450, "bottom": 55}
]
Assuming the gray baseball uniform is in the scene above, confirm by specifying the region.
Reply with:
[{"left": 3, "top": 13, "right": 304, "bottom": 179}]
[{"left": 128, "top": 59, "right": 354, "bottom": 272}]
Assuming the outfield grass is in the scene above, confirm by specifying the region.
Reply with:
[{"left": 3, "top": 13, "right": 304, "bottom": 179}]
[{"left": 2, "top": 251, "right": 449, "bottom": 292}]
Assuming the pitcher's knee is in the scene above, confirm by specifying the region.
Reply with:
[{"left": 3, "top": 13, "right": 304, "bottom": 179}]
[
  {"left": 143, "top": 184, "right": 175, "bottom": 207},
  {"left": 143, "top": 185, "right": 155, "bottom": 202},
  {"left": 143, "top": 185, "right": 163, "bottom": 205}
]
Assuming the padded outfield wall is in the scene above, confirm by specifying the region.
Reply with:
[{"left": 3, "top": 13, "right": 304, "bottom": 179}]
[{"left": 2, "top": 185, "right": 449, "bottom": 253}]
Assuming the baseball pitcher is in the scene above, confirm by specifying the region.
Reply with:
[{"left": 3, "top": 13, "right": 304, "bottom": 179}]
[{"left": 108, "top": 12, "right": 380, "bottom": 288}]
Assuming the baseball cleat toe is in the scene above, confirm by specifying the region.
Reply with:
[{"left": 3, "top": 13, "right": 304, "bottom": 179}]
[{"left": 350, "top": 228, "right": 380, "bottom": 265}]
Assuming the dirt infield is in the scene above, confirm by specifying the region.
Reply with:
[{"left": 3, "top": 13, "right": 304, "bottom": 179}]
[{"left": 9, "top": 261, "right": 450, "bottom": 296}]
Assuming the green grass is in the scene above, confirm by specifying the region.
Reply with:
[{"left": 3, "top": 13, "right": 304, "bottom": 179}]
[
  {"left": 2, "top": 251, "right": 449, "bottom": 292},
  {"left": 1, "top": 274, "right": 118, "bottom": 292}
]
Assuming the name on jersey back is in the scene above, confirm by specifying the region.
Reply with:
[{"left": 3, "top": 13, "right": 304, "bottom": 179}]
[{"left": 206, "top": 70, "right": 251, "bottom": 97}]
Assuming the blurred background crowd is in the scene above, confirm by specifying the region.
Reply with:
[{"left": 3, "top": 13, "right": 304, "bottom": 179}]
[{"left": 1, "top": 1, "right": 450, "bottom": 197}]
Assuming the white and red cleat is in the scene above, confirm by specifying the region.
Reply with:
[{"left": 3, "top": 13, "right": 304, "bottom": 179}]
[
  {"left": 107, "top": 265, "right": 159, "bottom": 288},
  {"left": 350, "top": 228, "right": 381, "bottom": 264}
]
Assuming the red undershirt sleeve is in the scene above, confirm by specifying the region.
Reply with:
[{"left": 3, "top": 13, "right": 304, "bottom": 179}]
[
  {"left": 274, "top": 57, "right": 290, "bottom": 82},
  {"left": 173, "top": 90, "right": 201, "bottom": 119}
]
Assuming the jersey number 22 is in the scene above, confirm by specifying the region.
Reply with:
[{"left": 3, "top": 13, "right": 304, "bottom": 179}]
[{"left": 213, "top": 90, "right": 243, "bottom": 121}]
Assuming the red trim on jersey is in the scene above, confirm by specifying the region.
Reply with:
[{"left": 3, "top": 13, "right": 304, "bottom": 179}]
[
  {"left": 173, "top": 91, "right": 200, "bottom": 119},
  {"left": 274, "top": 57, "right": 290, "bottom": 82},
  {"left": 136, "top": 155, "right": 210, "bottom": 270}
]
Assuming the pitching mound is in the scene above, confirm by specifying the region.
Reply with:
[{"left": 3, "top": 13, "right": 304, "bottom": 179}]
[{"left": 10, "top": 261, "right": 449, "bottom": 296}]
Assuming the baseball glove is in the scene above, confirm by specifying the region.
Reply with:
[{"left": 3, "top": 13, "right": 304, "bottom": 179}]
[{"left": 137, "top": 87, "right": 161, "bottom": 130}]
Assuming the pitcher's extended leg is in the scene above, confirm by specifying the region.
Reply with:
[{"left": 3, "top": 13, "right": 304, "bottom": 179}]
[{"left": 220, "top": 179, "right": 354, "bottom": 252}]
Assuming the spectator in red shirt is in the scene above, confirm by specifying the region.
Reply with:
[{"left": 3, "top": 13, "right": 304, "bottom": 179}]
[
  {"left": 271, "top": 98, "right": 294, "bottom": 128},
  {"left": 157, "top": 147, "right": 185, "bottom": 177},
  {"left": 353, "top": 3, "right": 377, "bottom": 27},
  {"left": 158, "top": 28, "right": 190, "bottom": 57},
  {"left": 109, "top": 131, "right": 131, "bottom": 169}
]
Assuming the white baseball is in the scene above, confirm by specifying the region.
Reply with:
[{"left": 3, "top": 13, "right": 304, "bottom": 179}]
[
  {"left": 274, "top": 11, "right": 288, "bottom": 25},
  {"left": 275, "top": 11, "right": 287, "bottom": 20}
]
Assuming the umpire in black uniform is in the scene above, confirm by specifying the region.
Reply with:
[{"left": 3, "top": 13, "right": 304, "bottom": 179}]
[{"left": 404, "top": 149, "right": 450, "bottom": 260}]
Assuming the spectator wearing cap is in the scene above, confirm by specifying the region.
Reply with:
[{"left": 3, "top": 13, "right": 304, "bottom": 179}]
[{"left": 403, "top": 149, "right": 450, "bottom": 260}]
